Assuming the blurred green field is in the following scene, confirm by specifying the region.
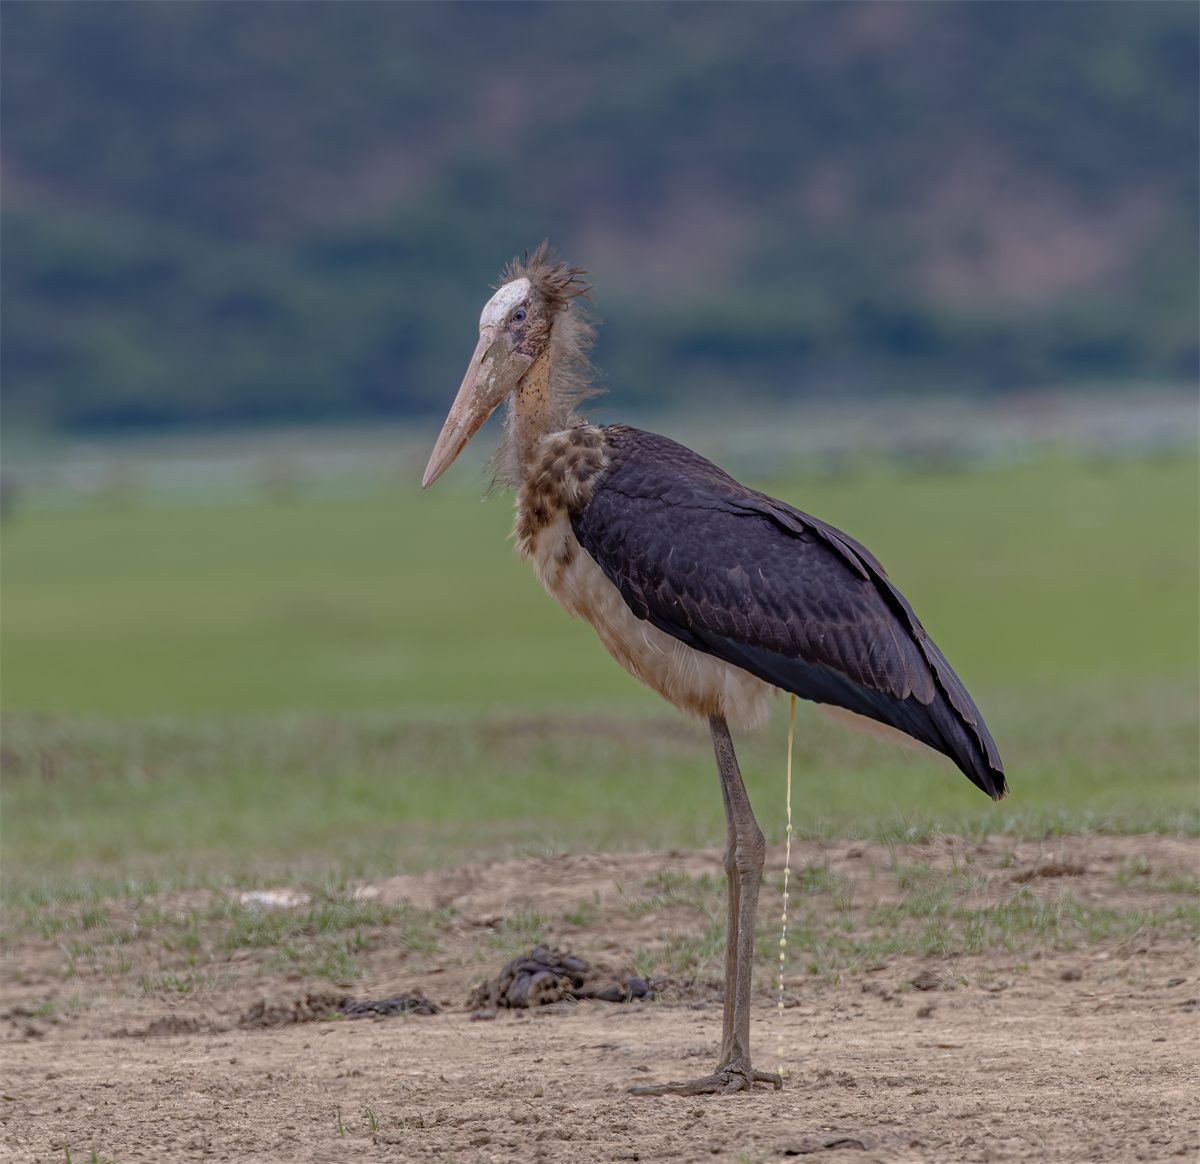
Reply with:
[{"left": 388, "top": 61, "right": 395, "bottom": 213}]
[
  {"left": 6, "top": 453, "right": 1196, "bottom": 712},
  {"left": 4, "top": 451, "right": 1197, "bottom": 897}
]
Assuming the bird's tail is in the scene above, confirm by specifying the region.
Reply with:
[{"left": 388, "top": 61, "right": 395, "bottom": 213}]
[{"left": 917, "top": 635, "right": 1007, "bottom": 801}]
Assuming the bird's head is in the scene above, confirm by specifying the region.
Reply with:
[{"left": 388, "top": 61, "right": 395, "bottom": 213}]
[{"left": 422, "top": 243, "right": 589, "bottom": 488}]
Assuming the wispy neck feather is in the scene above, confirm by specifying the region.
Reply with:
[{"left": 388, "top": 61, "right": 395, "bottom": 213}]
[{"left": 490, "top": 303, "right": 601, "bottom": 490}]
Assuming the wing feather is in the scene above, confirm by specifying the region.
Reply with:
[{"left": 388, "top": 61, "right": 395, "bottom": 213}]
[{"left": 572, "top": 426, "right": 1006, "bottom": 799}]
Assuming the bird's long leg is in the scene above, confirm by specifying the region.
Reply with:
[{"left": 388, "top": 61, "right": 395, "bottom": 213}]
[
  {"left": 630, "top": 716, "right": 783, "bottom": 1097},
  {"left": 717, "top": 745, "right": 741, "bottom": 1066},
  {"left": 712, "top": 714, "right": 776, "bottom": 1080}
]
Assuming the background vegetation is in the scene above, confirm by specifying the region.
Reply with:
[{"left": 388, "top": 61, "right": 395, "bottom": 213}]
[{"left": 4, "top": 2, "right": 1197, "bottom": 431}]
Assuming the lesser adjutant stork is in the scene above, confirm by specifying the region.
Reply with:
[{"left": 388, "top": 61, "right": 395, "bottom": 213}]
[{"left": 423, "top": 244, "right": 1005, "bottom": 1096}]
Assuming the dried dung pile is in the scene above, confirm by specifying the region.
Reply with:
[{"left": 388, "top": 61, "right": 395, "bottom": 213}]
[
  {"left": 469, "top": 945, "right": 659, "bottom": 1017},
  {"left": 240, "top": 991, "right": 438, "bottom": 1028}
]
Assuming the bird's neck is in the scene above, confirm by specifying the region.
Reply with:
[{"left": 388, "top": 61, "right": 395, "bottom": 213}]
[
  {"left": 507, "top": 349, "right": 559, "bottom": 476},
  {"left": 494, "top": 311, "right": 597, "bottom": 489}
]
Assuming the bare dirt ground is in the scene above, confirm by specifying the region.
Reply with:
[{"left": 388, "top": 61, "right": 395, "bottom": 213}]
[{"left": 3, "top": 834, "right": 1197, "bottom": 1163}]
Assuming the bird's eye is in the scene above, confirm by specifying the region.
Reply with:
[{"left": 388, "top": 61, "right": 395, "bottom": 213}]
[{"left": 511, "top": 308, "right": 527, "bottom": 323}]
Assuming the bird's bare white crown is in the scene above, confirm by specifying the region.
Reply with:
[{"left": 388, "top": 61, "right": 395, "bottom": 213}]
[{"left": 479, "top": 278, "right": 531, "bottom": 330}]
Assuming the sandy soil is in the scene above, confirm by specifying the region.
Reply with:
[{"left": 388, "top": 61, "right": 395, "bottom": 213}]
[{"left": 3, "top": 835, "right": 1197, "bottom": 1163}]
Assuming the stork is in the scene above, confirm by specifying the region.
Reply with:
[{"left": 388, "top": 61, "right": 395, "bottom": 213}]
[{"left": 422, "top": 244, "right": 1005, "bottom": 1096}]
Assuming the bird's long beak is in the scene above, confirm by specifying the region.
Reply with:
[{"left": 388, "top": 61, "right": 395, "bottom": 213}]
[{"left": 422, "top": 327, "right": 534, "bottom": 488}]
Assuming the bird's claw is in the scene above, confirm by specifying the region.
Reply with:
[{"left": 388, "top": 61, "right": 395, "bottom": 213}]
[{"left": 629, "top": 1064, "right": 783, "bottom": 1097}]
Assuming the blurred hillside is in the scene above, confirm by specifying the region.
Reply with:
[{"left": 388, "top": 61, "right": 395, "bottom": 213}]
[{"left": 3, "top": 2, "right": 1197, "bottom": 431}]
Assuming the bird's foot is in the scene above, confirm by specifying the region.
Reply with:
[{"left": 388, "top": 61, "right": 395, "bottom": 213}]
[{"left": 629, "top": 1061, "right": 782, "bottom": 1097}]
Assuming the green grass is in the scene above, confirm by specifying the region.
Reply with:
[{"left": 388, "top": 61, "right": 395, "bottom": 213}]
[
  {"left": 3, "top": 452, "right": 1197, "bottom": 897},
  {"left": 63, "top": 1151, "right": 118, "bottom": 1164},
  {"left": 3, "top": 453, "right": 1195, "bottom": 714},
  {"left": 4, "top": 684, "right": 1194, "bottom": 901},
  {"left": 8, "top": 855, "right": 1195, "bottom": 1002},
  {"left": 2, "top": 884, "right": 444, "bottom": 987},
  {"left": 617, "top": 866, "right": 1198, "bottom": 984}
]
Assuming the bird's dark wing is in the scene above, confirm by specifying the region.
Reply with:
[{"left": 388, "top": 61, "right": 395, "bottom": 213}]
[{"left": 572, "top": 426, "right": 1005, "bottom": 800}]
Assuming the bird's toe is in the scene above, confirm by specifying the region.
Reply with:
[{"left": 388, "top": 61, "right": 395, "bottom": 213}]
[{"left": 629, "top": 1062, "right": 782, "bottom": 1097}]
